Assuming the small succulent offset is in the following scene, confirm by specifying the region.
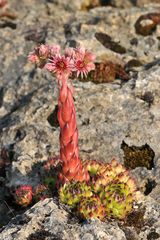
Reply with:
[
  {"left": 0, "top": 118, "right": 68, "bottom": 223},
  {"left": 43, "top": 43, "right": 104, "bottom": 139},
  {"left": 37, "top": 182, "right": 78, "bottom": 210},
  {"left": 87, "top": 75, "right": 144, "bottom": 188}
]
[
  {"left": 14, "top": 185, "right": 33, "bottom": 207},
  {"left": 33, "top": 184, "right": 52, "bottom": 202},
  {"left": 26, "top": 43, "right": 139, "bottom": 220}
]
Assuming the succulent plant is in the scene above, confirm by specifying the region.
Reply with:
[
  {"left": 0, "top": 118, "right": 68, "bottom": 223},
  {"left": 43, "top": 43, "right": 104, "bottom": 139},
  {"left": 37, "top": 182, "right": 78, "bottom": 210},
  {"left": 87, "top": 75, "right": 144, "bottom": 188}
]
[
  {"left": 93, "top": 175, "right": 112, "bottom": 193},
  {"left": 34, "top": 184, "right": 51, "bottom": 201},
  {"left": 28, "top": 44, "right": 139, "bottom": 221},
  {"left": 110, "top": 159, "right": 126, "bottom": 175},
  {"left": 93, "top": 159, "right": 127, "bottom": 192},
  {"left": 14, "top": 185, "right": 33, "bottom": 207},
  {"left": 99, "top": 180, "right": 136, "bottom": 220},
  {"left": 42, "top": 156, "right": 62, "bottom": 189},
  {"left": 98, "top": 159, "right": 126, "bottom": 179},
  {"left": 59, "top": 158, "right": 138, "bottom": 220},
  {"left": 83, "top": 160, "right": 102, "bottom": 177},
  {"left": 59, "top": 181, "right": 92, "bottom": 207},
  {"left": 44, "top": 176, "right": 57, "bottom": 190},
  {"left": 78, "top": 195, "right": 106, "bottom": 220}
]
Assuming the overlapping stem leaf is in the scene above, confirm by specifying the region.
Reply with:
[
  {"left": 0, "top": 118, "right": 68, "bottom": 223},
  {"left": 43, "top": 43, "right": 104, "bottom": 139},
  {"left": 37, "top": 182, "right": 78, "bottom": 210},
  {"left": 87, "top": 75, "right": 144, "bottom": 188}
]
[{"left": 58, "top": 76, "right": 89, "bottom": 183}]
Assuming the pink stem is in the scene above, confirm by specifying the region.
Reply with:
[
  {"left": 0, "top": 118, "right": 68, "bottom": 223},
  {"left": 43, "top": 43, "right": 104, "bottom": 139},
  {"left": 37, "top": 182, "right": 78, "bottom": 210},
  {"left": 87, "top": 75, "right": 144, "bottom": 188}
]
[{"left": 57, "top": 75, "right": 89, "bottom": 183}]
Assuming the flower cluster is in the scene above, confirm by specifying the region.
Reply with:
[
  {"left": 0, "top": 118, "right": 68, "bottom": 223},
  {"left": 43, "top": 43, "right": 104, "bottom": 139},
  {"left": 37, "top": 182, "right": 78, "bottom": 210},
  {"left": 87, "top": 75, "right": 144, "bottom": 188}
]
[{"left": 28, "top": 44, "right": 95, "bottom": 80}]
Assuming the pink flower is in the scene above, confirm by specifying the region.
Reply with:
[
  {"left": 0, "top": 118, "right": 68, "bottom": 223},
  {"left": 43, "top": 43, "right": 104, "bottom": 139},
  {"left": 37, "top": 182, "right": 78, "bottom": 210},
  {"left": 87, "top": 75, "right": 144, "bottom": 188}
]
[
  {"left": 49, "top": 44, "right": 60, "bottom": 56},
  {"left": 28, "top": 52, "right": 40, "bottom": 64},
  {"left": 28, "top": 44, "right": 96, "bottom": 79},
  {"left": 74, "top": 47, "right": 96, "bottom": 78},
  {"left": 38, "top": 44, "right": 49, "bottom": 59},
  {"left": 65, "top": 47, "right": 76, "bottom": 58},
  {"left": 45, "top": 55, "right": 74, "bottom": 78},
  {"left": 28, "top": 44, "right": 49, "bottom": 66}
]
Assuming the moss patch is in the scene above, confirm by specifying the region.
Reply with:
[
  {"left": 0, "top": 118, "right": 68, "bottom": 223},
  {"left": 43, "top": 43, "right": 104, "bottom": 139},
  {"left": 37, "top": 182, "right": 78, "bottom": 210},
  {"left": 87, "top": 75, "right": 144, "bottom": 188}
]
[
  {"left": 147, "top": 231, "right": 160, "bottom": 240},
  {"left": 121, "top": 141, "right": 155, "bottom": 170},
  {"left": 124, "top": 207, "right": 146, "bottom": 233}
]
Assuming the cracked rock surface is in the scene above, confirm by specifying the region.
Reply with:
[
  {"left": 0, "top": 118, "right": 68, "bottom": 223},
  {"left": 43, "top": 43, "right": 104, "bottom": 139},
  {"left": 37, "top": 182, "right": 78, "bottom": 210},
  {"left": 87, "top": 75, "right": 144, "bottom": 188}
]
[{"left": 0, "top": 0, "right": 160, "bottom": 239}]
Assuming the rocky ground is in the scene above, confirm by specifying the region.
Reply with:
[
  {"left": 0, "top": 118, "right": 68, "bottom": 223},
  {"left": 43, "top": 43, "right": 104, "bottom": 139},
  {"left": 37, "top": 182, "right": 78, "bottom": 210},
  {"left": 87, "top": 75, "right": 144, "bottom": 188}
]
[{"left": 0, "top": 0, "right": 160, "bottom": 239}]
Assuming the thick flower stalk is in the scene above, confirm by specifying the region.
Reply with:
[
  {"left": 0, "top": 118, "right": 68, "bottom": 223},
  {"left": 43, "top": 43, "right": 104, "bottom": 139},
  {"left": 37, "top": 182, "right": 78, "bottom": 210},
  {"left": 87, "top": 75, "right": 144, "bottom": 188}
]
[
  {"left": 58, "top": 82, "right": 89, "bottom": 183},
  {"left": 28, "top": 45, "right": 95, "bottom": 183},
  {"left": 28, "top": 45, "right": 139, "bottom": 221}
]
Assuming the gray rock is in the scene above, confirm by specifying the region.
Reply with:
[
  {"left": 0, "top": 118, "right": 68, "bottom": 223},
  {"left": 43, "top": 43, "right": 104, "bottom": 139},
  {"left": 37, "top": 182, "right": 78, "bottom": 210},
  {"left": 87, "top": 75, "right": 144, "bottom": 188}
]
[
  {"left": 1, "top": 197, "right": 160, "bottom": 240},
  {"left": 0, "top": 198, "right": 127, "bottom": 240}
]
